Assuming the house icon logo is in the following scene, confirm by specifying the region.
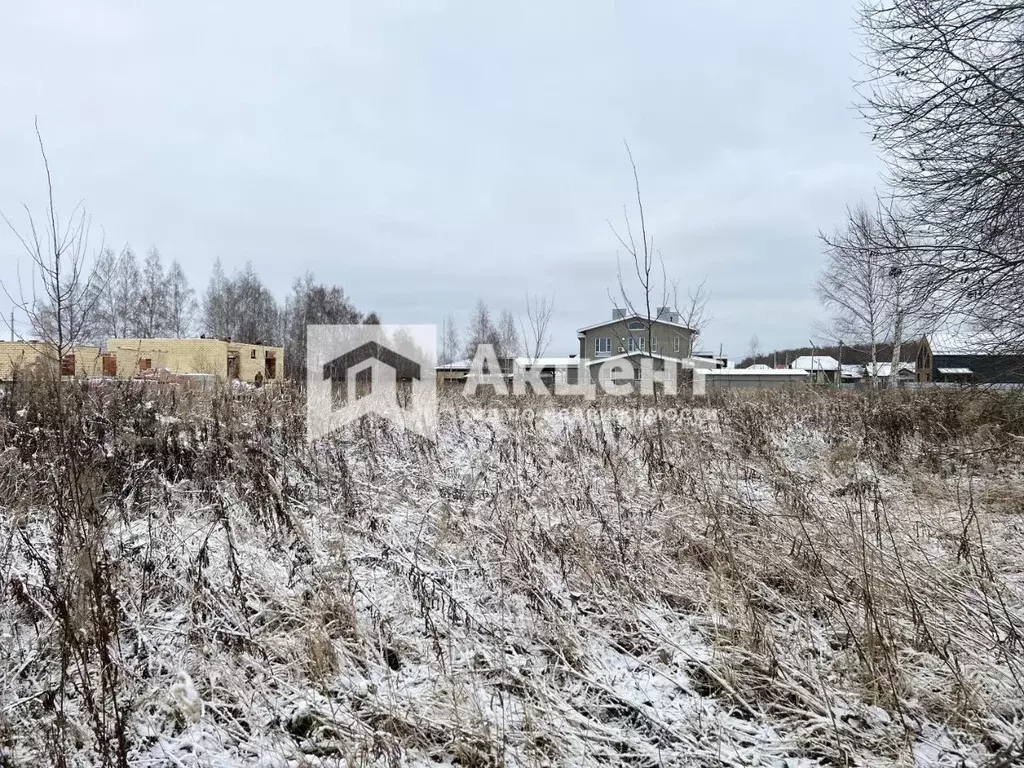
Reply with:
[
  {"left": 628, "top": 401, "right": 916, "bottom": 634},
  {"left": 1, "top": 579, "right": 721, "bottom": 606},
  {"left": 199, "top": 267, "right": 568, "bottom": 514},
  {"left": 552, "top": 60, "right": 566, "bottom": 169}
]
[{"left": 307, "top": 324, "right": 437, "bottom": 441}]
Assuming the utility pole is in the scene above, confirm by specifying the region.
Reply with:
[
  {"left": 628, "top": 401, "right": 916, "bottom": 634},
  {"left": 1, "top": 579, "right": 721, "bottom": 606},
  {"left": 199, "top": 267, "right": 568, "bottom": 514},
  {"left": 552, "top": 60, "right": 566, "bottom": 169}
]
[{"left": 837, "top": 339, "right": 843, "bottom": 389}]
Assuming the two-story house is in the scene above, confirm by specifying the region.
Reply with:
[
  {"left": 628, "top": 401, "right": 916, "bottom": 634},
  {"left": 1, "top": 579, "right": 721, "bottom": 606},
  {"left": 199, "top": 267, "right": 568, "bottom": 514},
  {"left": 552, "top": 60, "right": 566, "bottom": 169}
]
[{"left": 576, "top": 307, "right": 714, "bottom": 389}]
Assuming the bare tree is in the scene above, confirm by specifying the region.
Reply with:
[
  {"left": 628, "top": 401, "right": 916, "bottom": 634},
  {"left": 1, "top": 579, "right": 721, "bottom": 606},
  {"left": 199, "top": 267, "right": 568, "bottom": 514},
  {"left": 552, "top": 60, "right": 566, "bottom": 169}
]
[
  {"left": 440, "top": 313, "right": 461, "bottom": 365},
  {"left": 107, "top": 246, "right": 142, "bottom": 338},
  {"left": 0, "top": 123, "right": 131, "bottom": 765},
  {"left": 165, "top": 259, "right": 197, "bottom": 338},
  {"left": 202, "top": 258, "right": 233, "bottom": 339},
  {"left": 463, "top": 299, "right": 501, "bottom": 361},
  {"left": 497, "top": 309, "right": 521, "bottom": 360},
  {"left": 283, "top": 271, "right": 361, "bottom": 380},
  {"left": 0, "top": 121, "right": 105, "bottom": 369},
  {"left": 135, "top": 246, "right": 169, "bottom": 337},
  {"left": 232, "top": 262, "right": 279, "bottom": 344},
  {"left": 671, "top": 275, "right": 711, "bottom": 354},
  {"left": 818, "top": 203, "right": 891, "bottom": 387},
  {"left": 609, "top": 142, "right": 670, "bottom": 364},
  {"left": 747, "top": 334, "right": 762, "bottom": 362},
  {"left": 608, "top": 146, "right": 710, "bottom": 366},
  {"left": 519, "top": 293, "right": 555, "bottom": 363},
  {"left": 859, "top": 0, "right": 1024, "bottom": 352}
]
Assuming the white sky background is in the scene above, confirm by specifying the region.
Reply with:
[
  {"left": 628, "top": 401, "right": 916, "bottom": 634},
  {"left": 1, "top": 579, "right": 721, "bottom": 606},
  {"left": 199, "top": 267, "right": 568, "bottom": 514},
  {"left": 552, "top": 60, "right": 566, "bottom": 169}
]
[{"left": 0, "top": 1, "right": 880, "bottom": 358}]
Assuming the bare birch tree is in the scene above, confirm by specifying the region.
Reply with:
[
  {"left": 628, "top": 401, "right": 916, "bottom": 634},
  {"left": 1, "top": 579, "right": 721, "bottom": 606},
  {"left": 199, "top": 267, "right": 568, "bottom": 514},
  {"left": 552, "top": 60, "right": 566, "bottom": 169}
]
[
  {"left": 463, "top": 300, "right": 501, "bottom": 361},
  {"left": 165, "top": 260, "right": 197, "bottom": 338},
  {"left": 202, "top": 258, "right": 234, "bottom": 339},
  {"left": 439, "top": 313, "right": 461, "bottom": 365},
  {"left": 109, "top": 247, "right": 141, "bottom": 338},
  {"left": 497, "top": 309, "right": 521, "bottom": 361},
  {"left": 136, "top": 246, "right": 169, "bottom": 337},
  {"left": 818, "top": 203, "right": 891, "bottom": 387},
  {"left": 519, "top": 293, "right": 555, "bottom": 363},
  {"left": 0, "top": 121, "right": 105, "bottom": 371}
]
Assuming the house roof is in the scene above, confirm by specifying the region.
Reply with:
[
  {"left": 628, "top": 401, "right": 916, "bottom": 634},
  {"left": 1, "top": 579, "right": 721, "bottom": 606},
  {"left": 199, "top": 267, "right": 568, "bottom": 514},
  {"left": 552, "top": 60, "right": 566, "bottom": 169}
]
[
  {"left": 864, "top": 362, "right": 916, "bottom": 377},
  {"left": 576, "top": 314, "right": 695, "bottom": 334},
  {"left": 790, "top": 355, "right": 840, "bottom": 372},
  {"left": 436, "top": 359, "right": 472, "bottom": 371},
  {"left": 586, "top": 352, "right": 719, "bottom": 369},
  {"left": 513, "top": 356, "right": 579, "bottom": 367},
  {"left": 924, "top": 318, "right": 1004, "bottom": 355},
  {"left": 704, "top": 368, "right": 808, "bottom": 377}
]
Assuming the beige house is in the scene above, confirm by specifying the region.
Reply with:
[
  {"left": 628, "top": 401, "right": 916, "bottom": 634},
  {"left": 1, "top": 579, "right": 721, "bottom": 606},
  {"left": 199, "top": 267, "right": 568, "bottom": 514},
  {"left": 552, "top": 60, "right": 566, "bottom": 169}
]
[
  {"left": 577, "top": 308, "right": 696, "bottom": 361},
  {"left": 574, "top": 309, "right": 725, "bottom": 392},
  {"left": 107, "top": 338, "right": 283, "bottom": 383},
  {"left": 0, "top": 341, "right": 104, "bottom": 382}
]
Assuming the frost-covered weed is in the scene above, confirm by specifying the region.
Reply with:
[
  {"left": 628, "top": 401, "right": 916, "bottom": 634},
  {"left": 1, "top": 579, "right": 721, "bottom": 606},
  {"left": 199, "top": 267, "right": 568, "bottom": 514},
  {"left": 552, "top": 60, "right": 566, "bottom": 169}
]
[{"left": 0, "top": 381, "right": 1022, "bottom": 766}]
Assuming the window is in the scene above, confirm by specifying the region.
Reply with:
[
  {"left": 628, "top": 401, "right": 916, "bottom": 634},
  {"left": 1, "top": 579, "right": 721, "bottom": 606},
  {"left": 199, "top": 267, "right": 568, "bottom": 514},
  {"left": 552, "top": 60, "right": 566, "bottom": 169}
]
[
  {"left": 628, "top": 335, "right": 645, "bottom": 353},
  {"left": 250, "top": 349, "right": 257, "bottom": 359},
  {"left": 674, "top": 336, "right": 681, "bottom": 353},
  {"left": 594, "top": 337, "right": 611, "bottom": 356},
  {"left": 627, "top": 321, "right": 645, "bottom": 331}
]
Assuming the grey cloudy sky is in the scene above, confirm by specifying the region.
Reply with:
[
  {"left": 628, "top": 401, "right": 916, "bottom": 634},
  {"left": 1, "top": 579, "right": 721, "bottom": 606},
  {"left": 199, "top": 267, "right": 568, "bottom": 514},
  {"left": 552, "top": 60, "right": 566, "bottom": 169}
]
[{"left": 0, "top": 1, "right": 880, "bottom": 359}]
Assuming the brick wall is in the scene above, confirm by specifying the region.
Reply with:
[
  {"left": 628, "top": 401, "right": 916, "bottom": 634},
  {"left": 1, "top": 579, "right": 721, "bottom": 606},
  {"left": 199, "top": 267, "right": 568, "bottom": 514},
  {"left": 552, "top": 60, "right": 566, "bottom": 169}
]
[
  {"left": 108, "top": 339, "right": 229, "bottom": 379},
  {"left": 107, "top": 338, "right": 285, "bottom": 383},
  {"left": 0, "top": 341, "right": 104, "bottom": 381}
]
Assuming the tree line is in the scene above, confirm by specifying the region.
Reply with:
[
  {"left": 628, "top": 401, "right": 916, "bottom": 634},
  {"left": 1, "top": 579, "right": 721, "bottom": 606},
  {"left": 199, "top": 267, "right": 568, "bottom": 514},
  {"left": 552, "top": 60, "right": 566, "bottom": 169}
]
[
  {"left": 438, "top": 295, "right": 556, "bottom": 366},
  {"left": 3, "top": 220, "right": 376, "bottom": 381}
]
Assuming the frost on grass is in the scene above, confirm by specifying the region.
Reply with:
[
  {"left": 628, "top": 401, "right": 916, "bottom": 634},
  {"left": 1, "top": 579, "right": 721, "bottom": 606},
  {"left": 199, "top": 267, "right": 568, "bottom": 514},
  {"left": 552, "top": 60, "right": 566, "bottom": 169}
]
[{"left": 0, "top": 383, "right": 1023, "bottom": 766}]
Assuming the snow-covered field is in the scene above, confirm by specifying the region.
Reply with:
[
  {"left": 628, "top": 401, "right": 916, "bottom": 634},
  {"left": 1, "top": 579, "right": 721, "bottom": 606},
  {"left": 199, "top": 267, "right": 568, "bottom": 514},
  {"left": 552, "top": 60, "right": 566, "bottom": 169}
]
[{"left": 1, "top": 385, "right": 1023, "bottom": 767}]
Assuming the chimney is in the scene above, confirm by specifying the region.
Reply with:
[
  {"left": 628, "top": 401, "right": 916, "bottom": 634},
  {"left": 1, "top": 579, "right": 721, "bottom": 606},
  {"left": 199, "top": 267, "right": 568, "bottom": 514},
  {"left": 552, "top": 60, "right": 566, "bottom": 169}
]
[{"left": 612, "top": 308, "right": 626, "bottom": 320}]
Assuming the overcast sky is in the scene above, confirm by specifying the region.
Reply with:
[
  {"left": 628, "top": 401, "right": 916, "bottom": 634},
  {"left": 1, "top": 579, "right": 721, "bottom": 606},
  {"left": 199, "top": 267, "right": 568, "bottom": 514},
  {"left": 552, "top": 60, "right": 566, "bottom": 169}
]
[{"left": 0, "top": 1, "right": 880, "bottom": 359}]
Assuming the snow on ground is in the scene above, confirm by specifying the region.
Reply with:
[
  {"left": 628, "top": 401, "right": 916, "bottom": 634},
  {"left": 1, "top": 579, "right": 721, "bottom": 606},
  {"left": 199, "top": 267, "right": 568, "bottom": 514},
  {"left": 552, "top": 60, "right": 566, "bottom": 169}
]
[{"left": 0, "top": 388, "right": 1022, "bottom": 766}]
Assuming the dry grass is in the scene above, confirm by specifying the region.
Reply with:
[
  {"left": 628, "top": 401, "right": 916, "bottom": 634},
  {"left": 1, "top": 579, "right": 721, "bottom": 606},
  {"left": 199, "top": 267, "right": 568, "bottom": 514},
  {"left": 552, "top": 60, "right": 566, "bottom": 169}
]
[{"left": 0, "top": 381, "right": 1022, "bottom": 766}]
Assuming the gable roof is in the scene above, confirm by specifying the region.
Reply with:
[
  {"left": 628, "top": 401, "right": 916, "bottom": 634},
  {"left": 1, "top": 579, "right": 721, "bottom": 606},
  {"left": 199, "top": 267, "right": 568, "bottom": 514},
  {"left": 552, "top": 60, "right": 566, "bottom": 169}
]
[
  {"left": 922, "top": 316, "right": 1011, "bottom": 356},
  {"left": 514, "top": 357, "right": 579, "bottom": 367},
  {"left": 704, "top": 368, "right": 808, "bottom": 377},
  {"left": 436, "top": 359, "right": 472, "bottom": 371},
  {"left": 864, "top": 361, "right": 916, "bottom": 377},
  {"left": 586, "top": 352, "right": 719, "bottom": 369},
  {"left": 791, "top": 355, "right": 839, "bottom": 372},
  {"left": 577, "top": 314, "right": 695, "bottom": 334}
]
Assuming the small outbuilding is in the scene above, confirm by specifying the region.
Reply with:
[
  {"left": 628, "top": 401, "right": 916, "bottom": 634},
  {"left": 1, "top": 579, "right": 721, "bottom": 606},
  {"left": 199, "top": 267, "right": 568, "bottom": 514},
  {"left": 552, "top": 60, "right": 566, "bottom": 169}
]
[
  {"left": 790, "top": 355, "right": 840, "bottom": 385},
  {"left": 694, "top": 367, "right": 809, "bottom": 395}
]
